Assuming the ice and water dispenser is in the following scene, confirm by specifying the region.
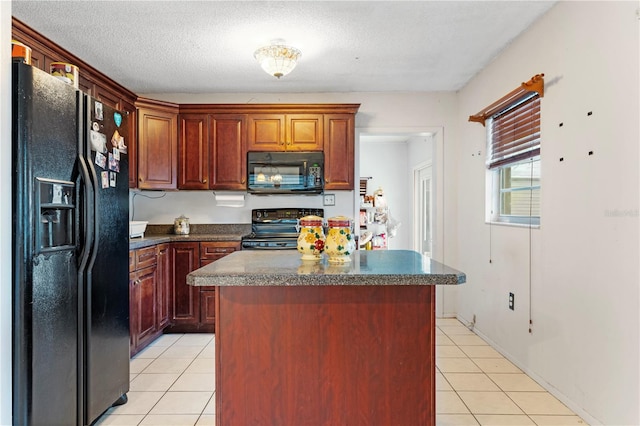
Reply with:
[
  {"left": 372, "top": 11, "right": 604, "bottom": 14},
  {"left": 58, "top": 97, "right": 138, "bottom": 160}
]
[{"left": 36, "top": 178, "right": 75, "bottom": 251}]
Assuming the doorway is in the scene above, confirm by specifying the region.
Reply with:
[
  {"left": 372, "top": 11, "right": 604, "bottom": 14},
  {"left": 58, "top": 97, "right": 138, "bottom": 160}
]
[
  {"left": 357, "top": 127, "right": 450, "bottom": 317},
  {"left": 414, "top": 162, "right": 432, "bottom": 257}
]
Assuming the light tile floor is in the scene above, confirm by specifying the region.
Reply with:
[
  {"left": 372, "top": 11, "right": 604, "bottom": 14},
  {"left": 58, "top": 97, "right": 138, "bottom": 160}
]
[{"left": 95, "top": 318, "right": 587, "bottom": 426}]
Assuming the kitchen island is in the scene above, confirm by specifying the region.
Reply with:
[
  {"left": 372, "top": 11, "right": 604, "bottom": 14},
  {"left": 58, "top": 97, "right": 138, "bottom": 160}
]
[{"left": 188, "top": 250, "right": 465, "bottom": 426}]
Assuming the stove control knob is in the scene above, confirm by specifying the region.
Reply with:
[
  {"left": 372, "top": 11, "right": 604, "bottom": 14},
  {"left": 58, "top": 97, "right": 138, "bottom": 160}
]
[{"left": 256, "top": 211, "right": 262, "bottom": 218}]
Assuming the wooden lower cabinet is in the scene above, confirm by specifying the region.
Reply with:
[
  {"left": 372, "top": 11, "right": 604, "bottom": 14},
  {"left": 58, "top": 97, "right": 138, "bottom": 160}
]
[
  {"left": 156, "top": 243, "right": 171, "bottom": 330},
  {"left": 130, "top": 240, "right": 240, "bottom": 350},
  {"left": 129, "top": 244, "right": 171, "bottom": 356},
  {"left": 167, "top": 241, "right": 240, "bottom": 333},
  {"left": 168, "top": 242, "right": 201, "bottom": 332}
]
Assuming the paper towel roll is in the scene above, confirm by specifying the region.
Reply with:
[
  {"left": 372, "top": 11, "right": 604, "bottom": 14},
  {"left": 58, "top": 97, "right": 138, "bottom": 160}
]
[{"left": 214, "top": 193, "right": 245, "bottom": 207}]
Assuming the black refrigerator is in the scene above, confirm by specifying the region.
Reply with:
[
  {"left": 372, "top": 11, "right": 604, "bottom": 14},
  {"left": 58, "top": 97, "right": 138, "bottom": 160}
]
[{"left": 12, "top": 61, "right": 130, "bottom": 426}]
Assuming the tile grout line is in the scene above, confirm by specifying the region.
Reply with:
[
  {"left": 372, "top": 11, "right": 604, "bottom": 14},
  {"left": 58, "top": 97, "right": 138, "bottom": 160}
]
[{"left": 436, "top": 321, "right": 585, "bottom": 425}]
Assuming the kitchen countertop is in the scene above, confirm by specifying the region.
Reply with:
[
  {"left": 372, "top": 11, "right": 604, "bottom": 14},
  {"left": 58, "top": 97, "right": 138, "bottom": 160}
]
[
  {"left": 129, "top": 233, "right": 246, "bottom": 250},
  {"left": 187, "top": 250, "right": 466, "bottom": 286},
  {"left": 128, "top": 223, "right": 251, "bottom": 250}
]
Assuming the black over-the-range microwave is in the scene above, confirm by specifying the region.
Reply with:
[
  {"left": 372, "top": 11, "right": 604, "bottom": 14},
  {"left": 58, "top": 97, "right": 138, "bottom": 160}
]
[{"left": 247, "top": 151, "right": 324, "bottom": 194}]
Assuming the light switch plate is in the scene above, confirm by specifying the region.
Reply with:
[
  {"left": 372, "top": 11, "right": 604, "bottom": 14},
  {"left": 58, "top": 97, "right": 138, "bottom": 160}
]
[{"left": 323, "top": 193, "right": 336, "bottom": 206}]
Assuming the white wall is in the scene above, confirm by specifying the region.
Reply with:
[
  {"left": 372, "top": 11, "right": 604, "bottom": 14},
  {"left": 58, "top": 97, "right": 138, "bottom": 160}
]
[
  {"left": 455, "top": 2, "right": 639, "bottom": 424},
  {"left": 1, "top": 3, "right": 12, "bottom": 423},
  {"left": 131, "top": 190, "right": 354, "bottom": 224}
]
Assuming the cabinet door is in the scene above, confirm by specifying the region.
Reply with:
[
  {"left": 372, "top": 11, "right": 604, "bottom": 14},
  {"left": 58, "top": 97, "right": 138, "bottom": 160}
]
[
  {"left": 137, "top": 107, "right": 178, "bottom": 189},
  {"left": 210, "top": 114, "right": 247, "bottom": 190},
  {"left": 324, "top": 114, "right": 355, "bottom": 190},
  {"left": 247, "top": 114, "right": 285, "bottom": 151},
  {"left": 170, "top": 242, "right": 200, "bottom": 328},
  {"left": 129, "top": 272, "right": 137, "bottom": 353},
  {"left": 198, "top": 242, "right": 240, "bottom": 329},
  {"left": 200, "top": 288, "right": 216, "bottom": 325},
  {"left": 178, "top": 114, "right": 210, "bottom": 189},
  {"left": 287, "top": 114, "right": 323, "bottom": 151},
  {"left": 120, "top": 99, "right": 138, "bottom": 189},
  {"left": 156, "top": 244, "right": 172, "bottom": 330},
  {"left": 134, "top": 265, "right": 158, "bottom": 349}
]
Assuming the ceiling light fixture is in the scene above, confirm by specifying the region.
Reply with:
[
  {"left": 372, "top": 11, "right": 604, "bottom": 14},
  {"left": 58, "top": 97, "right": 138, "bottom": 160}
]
[{"left": 254, "top": 39, "right": 301, "bottom": 79}]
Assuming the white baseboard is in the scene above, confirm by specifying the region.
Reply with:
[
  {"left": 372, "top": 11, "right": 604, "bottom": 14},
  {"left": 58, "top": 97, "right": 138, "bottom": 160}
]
[{"left": 455, "top": 315, "right": 601, "bottom": 426}]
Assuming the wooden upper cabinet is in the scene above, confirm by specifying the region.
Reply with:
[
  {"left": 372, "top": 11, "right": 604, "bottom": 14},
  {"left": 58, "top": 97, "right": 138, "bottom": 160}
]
[
  {"left": 210, "top": 114, "right": 247, "bottom": 190},
  {"left": 324, "top": 114, "right": 355, "bottom": 190},
  {"left": 247, "top": 114, "right": 323, "bottom": 151},
  {"left": 137, "top": 98, "right": 179, "bottom": 190},
  {"left": 94, "top": 84, "right": 121, "bottom": 109},
  {"left": 178, "top": 114, "right": 210, "bottom": 190},
  {"left": 120, "top": 99, "right": 138, "bottom": 188},
  {"left": 288, "top": 114, "right": 324, "bottom": 151},
  {"left": 247, "top": 114, "right": 285, "bottom": 151}
]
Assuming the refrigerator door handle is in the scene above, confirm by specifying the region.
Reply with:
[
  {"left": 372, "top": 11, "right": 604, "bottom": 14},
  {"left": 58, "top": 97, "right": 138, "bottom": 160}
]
[
  {"left": 79, "top": 94, "right": 101, "bottom": 274},
  {"left": 77, "top": 153, "right": 94, "bottom": 270}
]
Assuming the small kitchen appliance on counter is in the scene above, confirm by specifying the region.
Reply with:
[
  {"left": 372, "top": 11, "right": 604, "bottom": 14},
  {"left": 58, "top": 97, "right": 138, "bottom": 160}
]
[{"left": 242, "top": 208, "right": 324, "bottom": 250}]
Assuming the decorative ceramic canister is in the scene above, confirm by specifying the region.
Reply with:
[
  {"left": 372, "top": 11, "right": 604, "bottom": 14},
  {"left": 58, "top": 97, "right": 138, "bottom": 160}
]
[
  {"left": 324, "top": 216, "right": 356, "bottom": 263},
  {"left": 174, "top": 215, "right": 190, "bottom": 235},
  {"left": 296, "top": 215, "right": 325, "bottom": 261}
]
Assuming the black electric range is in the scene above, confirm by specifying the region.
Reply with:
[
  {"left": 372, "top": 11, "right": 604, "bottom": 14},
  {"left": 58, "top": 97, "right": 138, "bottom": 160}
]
[{"left": 241, "top": 208, "right": 324, "bottom": 250}]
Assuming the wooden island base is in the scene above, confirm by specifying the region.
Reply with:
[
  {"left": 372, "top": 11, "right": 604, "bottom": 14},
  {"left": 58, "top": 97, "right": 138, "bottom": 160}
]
[{"left": 216, "top": 285, "right": 436, "bottom": 425}]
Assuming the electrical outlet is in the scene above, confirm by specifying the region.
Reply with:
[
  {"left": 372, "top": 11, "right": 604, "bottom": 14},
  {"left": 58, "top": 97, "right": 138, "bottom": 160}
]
[
  {"left": 323, "top": 193, "right": 335, "bottom": 206},
  {"left": 509, "top": 292, "right": 515, "bottom": 311}
]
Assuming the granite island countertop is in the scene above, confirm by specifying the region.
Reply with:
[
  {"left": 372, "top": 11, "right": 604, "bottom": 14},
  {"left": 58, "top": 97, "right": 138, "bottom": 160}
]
[{"left": 187, "top": 250, "right": 466, "bottom": 286}]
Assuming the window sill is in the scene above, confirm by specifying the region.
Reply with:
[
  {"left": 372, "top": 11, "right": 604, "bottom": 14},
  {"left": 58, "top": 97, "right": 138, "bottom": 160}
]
[{"left": 485, "top": 221, "right": 540, "bottom": 229}]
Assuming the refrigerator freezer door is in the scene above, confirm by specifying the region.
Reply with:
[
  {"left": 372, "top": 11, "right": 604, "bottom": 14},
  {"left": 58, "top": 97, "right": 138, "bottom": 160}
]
[
  {"left": 81, "top": 97, "right": 131, "bottom": 425},
  {"left": 12, "top": 61, "right": 80, "bottom": 425}
]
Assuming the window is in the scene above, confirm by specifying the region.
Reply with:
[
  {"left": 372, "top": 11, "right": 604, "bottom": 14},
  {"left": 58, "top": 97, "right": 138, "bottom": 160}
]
[
  {"left": 488, "top": 93, "right": 541, "bottom": 224},
  {"left": 492, "top": 158, "right": 540, "bottom": 223},
  {"left": 469, "top": 74, "right": 544, "bottom": 226}
]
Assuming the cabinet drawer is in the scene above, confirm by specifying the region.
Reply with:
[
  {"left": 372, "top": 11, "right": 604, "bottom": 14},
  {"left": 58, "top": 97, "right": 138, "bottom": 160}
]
[
  {"left": 135, "top": 246, "right": 158, "bottom": 270},
  {"left": 200, "top": 242, "right": 240, "bottom": 260}
]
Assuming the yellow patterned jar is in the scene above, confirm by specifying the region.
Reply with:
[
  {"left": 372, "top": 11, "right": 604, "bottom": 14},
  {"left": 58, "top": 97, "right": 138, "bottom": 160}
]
[
  {"left": 296, "top": 215, "right": 325, "bottom": 261},
  {"left": 325, "top": 216, "right": 356, "bottom": 263}
]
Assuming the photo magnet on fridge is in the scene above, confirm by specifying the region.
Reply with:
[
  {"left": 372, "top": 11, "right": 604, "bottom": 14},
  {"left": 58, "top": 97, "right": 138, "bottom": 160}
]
[
  {"left": 111, "top": 130, "right": 127, "bottom": 154},
  {"left": 90, "top": 130, "right": 107, "bottom": 153},
  {"left": 95, "top": 151, "right": 107, "bottom": 169},
  {"left": 113, "top": 148, "right": 120, "bottom": 161},
  {"left": 94, "top": 101, "right": 103, "bottom": 120},
  {"left": 101, "top": 171, "right": 109, "bottom": 189},
  {"left": 109, "top": 172, "right": 116, "bottom": 187},
  {"left": 108, "top": 152, "right": 120, "bottom": 173}
]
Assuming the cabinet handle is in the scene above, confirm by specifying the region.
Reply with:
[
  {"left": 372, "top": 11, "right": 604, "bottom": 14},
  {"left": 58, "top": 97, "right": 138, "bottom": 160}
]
[
  {"left": 280, "top": 141, "right": 285, "bottom": 145},
  {"left": 203, "top": 178, "right": 207, "bottom": 183}
]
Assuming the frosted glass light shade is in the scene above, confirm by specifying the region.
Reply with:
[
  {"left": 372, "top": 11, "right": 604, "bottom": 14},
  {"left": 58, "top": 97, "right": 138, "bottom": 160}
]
[{"left": 254, "top": 40, "right": 301, "bottom": 79}]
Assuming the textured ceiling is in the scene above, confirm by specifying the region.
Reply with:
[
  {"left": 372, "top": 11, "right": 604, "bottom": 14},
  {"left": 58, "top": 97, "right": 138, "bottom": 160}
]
[{"left": 11, "top": 1, "right": 555, "bottom": 95}]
